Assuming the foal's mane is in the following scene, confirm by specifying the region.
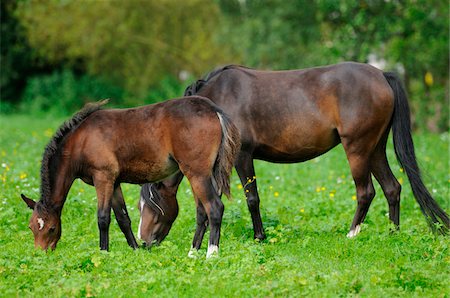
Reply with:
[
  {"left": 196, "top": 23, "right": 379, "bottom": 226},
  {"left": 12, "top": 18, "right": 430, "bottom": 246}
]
[
  {"left": 184, "top": 65, "right": 253, "bottom": 96},
  {"left": 40, "top": 100, "right": 109, "bottom": 205}
]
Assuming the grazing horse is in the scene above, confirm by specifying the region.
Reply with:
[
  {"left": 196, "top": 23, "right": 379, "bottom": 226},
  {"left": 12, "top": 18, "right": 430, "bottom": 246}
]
[
  {"left": 21, "top": 96, "right": 240, "bottom": 257},
  {"left": 140, "top": 62, "right": 448, "bottom": 248}
]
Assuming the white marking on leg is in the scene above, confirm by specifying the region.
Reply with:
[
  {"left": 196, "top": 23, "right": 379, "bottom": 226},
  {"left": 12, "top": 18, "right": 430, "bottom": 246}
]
[
  {"left": 188, "top": 247, "right": 198, "bottom": 258},
  {"left": 37, "top": 218, "right": 45, "bottom": 230},
  {"left": 206, "top": 244, "right": 219, "bottom": 258},
  {"left": 346, "top": 225, "right": 361, "bottom": 238},
  {"left": 137, "top": 198, "right": 145, "bottom": 240}
]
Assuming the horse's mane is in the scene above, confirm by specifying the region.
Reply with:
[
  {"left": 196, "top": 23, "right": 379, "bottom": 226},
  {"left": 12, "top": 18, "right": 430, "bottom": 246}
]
[
  {"left": 184, "top": 65, "right": 253, "bottom": 96},
  {"left": 40, "top": 99, "right": 109, "bottom": 206}
]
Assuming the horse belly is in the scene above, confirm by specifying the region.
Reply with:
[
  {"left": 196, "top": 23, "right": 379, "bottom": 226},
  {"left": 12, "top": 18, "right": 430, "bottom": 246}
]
[
  {"left": 253, "top": 126, "right": 340, "bottom": 163},
  {"left": 118, "top": 156, "right": 179, "bottom": 184}
]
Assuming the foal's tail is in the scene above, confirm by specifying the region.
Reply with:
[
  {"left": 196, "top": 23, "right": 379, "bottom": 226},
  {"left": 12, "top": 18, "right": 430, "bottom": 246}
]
[
  {"left": 384, "top": 72, "right": 449, "bottom": 234},
  {"left": 213, "top": 111, "right": 241, "bottom": 199}
]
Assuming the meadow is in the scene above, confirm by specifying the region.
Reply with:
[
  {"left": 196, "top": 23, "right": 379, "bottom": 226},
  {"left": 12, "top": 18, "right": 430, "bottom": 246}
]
[{"left": 0, "top": 114, "right": 448, "bottom": 297}]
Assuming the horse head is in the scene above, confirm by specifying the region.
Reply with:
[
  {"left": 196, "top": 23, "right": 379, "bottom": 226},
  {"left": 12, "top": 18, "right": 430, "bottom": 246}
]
[
  {"left": 137, "top": 183, "right": 178, "bottom": 247},
  {"left": 21, "top": 194, "right": 62, "bottom": 251}
]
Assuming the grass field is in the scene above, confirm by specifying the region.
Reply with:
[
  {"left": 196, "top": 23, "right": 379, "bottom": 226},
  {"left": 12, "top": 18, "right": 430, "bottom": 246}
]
[{"left": 0, "top": 114, "right": 448, "bottom": 297}]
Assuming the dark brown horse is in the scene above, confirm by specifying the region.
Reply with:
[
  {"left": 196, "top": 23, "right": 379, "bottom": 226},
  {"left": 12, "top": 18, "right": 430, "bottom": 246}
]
[
  {"left": 21, "top": 96, "right": 240, "bottom": 257},
  {"left": 140, "top": 62, "right": 448, "bottom": 248}
]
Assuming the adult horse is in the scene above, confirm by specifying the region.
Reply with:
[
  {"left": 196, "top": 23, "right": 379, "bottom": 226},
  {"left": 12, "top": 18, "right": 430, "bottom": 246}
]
[
  {"left": 139, "top": 62, "right": 448, "bottom": 249},
  {"left": 21, "top": 96, "right": 240, "bottom": 257}
]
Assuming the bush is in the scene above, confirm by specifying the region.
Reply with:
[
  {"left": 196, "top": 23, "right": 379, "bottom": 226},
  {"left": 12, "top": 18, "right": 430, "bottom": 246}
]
[
  {"left": 20, "top": 69, "right": 124, "bottom": 115},
  {"left": 142, "top": 76, "right": 188, "bottom": 105}
]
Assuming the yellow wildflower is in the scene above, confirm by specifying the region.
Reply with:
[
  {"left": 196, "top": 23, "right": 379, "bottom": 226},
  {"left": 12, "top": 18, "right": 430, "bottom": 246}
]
[
  {"left": 274, "top": 192, "right": 279, "bottom": 197},
  {"left": 44, "top": 128, "right": 54, "bottom": 138}
]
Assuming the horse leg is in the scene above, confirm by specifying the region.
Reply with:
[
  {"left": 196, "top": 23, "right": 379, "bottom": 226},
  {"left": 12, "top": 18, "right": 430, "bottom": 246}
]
[
  {"left": 235, "top": 151, "right": 266, "bottom": 240},
  {"left": 111, "top": 185, "right": 139, "bottom": 249},
  {"left": 344, "top": 151, "right": 376, "bottom": 238},
  {"left": 189, "top": 176, "right": 224, "bottom": 258},
  {"left": 94, "top": 174, "right": 115, "bottom": 251},
  {"left": 188, "top": 202, "right": 208, "bottom": 257},
  {"left": 370, "top": 139, "right": 402, "bottom": 229}
]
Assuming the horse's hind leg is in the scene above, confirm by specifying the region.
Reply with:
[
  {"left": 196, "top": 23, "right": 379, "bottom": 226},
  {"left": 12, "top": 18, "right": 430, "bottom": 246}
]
[
  {"left": 235, "top": 150, "right": 266, "bottom": 240},
  {"left": 342, "top": 140, "right": 376, "bottom": 238},
  {"left": 188, "top": 202, "right": 208, "bottom": 257},
  {"left": 112, "top": 185, "right": 139, "bottom": 249},
  {"left": 188, "top": 176, "right": 224, "bottom": 258},
  {"left": 370, "top": 136, "right": 402, "bottom": 228}
]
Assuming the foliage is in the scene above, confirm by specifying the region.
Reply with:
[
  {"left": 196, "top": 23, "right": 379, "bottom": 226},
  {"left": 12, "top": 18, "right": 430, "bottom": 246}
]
[
  {"left": 315, "top": 0, "right": 449, "bottom": 132},
  {"left": 1, "top": 115, "right": 449, "bottom": 296},
  {"left": 218, "top": 0, "right": 322, "bottom": 69},
  {"left": 14, "top": 0, "right": 232, "bottom": 97},
  {"left": 0, "top": 1, "right": 48, "bottom": 104},
  {"left": 1, "top": 0, "right": 448, "bottom": 131},
  {"left": 20, "top": 69, "right": 125, "bottom": 115}
]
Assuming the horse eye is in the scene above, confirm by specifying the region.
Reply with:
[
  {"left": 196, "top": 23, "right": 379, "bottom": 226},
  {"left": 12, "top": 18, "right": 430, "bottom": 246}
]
[{"left": 49, "top": 227, "right": 56, "bottom": 234}]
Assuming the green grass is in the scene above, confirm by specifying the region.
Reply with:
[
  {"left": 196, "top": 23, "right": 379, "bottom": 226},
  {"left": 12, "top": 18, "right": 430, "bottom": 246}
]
[{"left": 0, "top": 114, "right": 449, "bottom": 297}]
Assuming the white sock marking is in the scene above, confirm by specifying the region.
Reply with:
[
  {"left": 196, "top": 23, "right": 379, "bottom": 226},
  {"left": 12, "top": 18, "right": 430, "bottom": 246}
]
[
  {"left": 188, "top": 247, "right": 198, "bottom": 258},
  {"left": 346, "top": 225, "right": 361, "bottom": 238},
  {"left": 206, "top": 244, "right": 219, "bottom": 258}
]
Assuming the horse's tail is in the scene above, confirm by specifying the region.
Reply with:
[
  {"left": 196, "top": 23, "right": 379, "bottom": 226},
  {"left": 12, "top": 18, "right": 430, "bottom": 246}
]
[
  {"left": 213, "top": 111, "right": 241, "bottom": 199},
  {"left": 384, "top": 72, "right": 449, "bottom": 234}
]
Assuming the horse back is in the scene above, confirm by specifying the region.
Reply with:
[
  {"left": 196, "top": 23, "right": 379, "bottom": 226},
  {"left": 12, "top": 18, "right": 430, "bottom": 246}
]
[
  {"left": 195, "top": 62, "right": 394, "bottom": 162},
  {"left": 64, "top": 97, "right": 223, "bottom": 183}
]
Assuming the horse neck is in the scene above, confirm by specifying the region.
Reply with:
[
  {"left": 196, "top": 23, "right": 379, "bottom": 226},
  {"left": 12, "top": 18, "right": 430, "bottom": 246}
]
[{"left": 44, "top": 158, "right": 76, "bottom": 213}]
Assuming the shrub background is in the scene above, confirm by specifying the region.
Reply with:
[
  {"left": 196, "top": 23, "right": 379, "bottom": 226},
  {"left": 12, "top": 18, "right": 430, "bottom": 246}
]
[{"left": 1, "top": 0, "right": 448, "bottom": 132}]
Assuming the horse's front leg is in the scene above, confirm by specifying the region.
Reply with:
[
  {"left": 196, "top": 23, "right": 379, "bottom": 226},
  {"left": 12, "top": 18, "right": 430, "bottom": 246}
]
[
  {"left": 235, "top": 151, "right": 266, "bottom": 240},
  {"left": 94, "top": 174, "right": 115, "bottom": 251},
  {"left": 189, "top": 176, "right": 224, "bottom": 258},
  {"left": 112, "top": 185, "right": 139, "bottom": 249}
]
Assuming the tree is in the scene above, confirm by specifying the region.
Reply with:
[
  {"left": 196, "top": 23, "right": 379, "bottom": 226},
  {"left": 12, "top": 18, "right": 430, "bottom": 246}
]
[{"left": 15, "top": 0, "right": 233, "bottom": 97}]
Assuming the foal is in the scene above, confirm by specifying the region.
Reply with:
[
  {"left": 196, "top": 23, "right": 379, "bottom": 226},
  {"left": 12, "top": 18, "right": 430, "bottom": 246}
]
[{"left": 21, "top": 96, "right": 240, "bottom": 257}]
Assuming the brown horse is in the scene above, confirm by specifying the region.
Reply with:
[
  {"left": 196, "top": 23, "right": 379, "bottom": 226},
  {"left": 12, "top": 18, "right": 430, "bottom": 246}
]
[
  {"left": 140, "top": 62, "right": 448, "bottom": 248},
  {"left": 21, "top": 96, "right": 240, "bottom": 257}
]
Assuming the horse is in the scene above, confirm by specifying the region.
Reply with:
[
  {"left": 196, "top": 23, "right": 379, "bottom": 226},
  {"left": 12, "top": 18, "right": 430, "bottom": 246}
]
[
  {"left": 139, "top": 62, "right": 449, "bottom": 249},
  {"left": 21, "top": 96, "right": 240, "bottom": 257}
]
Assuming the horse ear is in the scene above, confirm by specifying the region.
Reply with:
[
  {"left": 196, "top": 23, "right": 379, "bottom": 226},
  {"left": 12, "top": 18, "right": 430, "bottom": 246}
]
[{"left": 21, "top": 194, "right": 36, "bottom": 210}]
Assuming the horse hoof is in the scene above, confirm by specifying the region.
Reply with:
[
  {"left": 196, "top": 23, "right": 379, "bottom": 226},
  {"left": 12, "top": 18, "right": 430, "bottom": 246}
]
[
  {"left": 254, "top": 233, "right": 266, "bottom": 241},
  {"left": 346, "top": 225, "right": 361, "bottom": 238},
  {"left": 188, "top": 248, "right": 199, "bottom": 258},
  {"left": 206, "top": 245, "right": 219, "bottom": 258}
]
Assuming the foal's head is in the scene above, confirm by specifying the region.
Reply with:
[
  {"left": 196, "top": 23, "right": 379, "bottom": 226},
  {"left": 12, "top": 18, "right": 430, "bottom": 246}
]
[
  {"left": 21, "top": 194, "right": 61, "bottom": 250},
  {"left": 138, "top": 183, "right": 178, "bottom": 247}
]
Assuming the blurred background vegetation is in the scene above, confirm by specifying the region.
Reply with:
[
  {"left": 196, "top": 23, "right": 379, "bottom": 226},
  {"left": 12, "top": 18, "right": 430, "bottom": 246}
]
[{"left": 1, "top": 0, "right": 448, "bottom": 132}]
